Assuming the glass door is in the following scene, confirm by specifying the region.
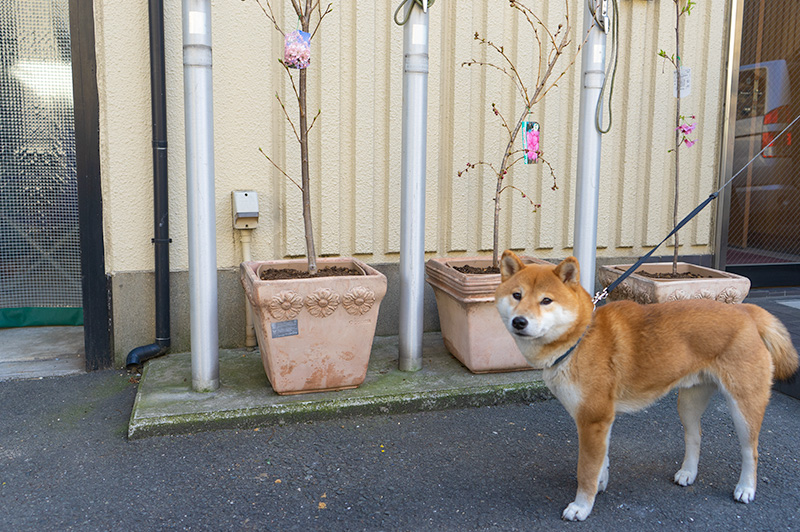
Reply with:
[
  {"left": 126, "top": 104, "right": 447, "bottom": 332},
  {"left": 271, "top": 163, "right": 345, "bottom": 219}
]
[
  {"left": 724, "top": 0, "right": 800, "bottom": 287},
  {"left": 0, "top": 1, "right": 82, "bottom": 327}
]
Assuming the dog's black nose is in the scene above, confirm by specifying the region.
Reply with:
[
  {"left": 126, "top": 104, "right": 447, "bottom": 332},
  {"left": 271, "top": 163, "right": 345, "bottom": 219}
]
[{"left": 512, "top": 316, "right": 528, "bottom": 330}]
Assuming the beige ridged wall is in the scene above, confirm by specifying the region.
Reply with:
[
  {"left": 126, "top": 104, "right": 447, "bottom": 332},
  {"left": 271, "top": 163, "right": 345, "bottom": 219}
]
[{"left": 94, "top": 0, "right": 731, "bottom": 275}]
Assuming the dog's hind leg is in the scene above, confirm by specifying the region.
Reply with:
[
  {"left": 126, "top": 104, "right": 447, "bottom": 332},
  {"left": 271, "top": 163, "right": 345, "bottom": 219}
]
[
  {"left": 563, "top": 417, "right": 613, "bottom": 521},
  {"left": 717, "top": 346, "right": 771, "bottom": 504},
  {"left": 724, "top": 388, "right": 768, "bottom": 504},
  {"left": 674, "top": 382, "right": 716, "bottom": 487}
]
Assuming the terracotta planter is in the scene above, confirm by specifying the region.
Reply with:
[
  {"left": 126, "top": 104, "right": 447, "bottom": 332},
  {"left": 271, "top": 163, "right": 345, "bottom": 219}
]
[
  {"left": 240, "top": 257, "right": 387, "bottom": 395},
  {"left": 425, "top": 256, "right": 550, "bottom": 373},
  {"left": 597, "top": 262, "right": 751, "bottom": 305}
]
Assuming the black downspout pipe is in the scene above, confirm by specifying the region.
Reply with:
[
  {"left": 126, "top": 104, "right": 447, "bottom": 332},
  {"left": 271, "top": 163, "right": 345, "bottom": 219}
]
[{"left": 126, "top": 0, "right": 170, "bottom": 370}]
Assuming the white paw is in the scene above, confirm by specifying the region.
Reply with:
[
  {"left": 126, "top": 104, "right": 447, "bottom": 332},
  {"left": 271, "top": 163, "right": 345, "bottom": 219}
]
[
  {"left": 734, "top": 484, "right": 755, "bottom": 503},
  {"left": 562, "top": 501, "right": 592, "bottom": 521},
  {"left": 674, "top": 469, "right": 697, "bottom": 486}
]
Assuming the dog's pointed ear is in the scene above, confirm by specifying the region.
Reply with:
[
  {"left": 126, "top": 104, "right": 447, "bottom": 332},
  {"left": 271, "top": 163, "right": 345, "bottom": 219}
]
[
  {"left": 554, "top": 256, "right": 580, "bottom": 285},
  {"left": 500, "top": 250, "right": 526, "bottom": 282}
]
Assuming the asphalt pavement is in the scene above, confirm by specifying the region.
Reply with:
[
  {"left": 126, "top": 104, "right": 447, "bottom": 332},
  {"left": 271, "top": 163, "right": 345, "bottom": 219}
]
[{"left": 1, "top": 364, "right": 799, "bottom": 531}]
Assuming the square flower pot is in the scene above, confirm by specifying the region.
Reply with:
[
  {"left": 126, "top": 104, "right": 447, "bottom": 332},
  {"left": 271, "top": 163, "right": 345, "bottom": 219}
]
[
  {"left": 425, "top": 256, "right": 550, "bottom": 373},
  {"left": 598, "top": 262, "right": 751, "bottom": 304},
  {"left": 240, "top": 257, "right": 387, "bottom": 395}
]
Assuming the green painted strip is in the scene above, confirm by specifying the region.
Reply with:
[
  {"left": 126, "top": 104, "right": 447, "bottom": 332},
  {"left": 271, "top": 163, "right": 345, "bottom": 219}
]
[{"left": 0, "top": 307, "right": 84, "bottom": 328}]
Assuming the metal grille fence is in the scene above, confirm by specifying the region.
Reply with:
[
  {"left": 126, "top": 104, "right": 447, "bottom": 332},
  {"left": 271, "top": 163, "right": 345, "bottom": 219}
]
[
  {"left": 0, "top": 1, "right": 82, "bottom": 322},
  {"left": 726, "top": 0, "right": 800, "bottom": 267}
]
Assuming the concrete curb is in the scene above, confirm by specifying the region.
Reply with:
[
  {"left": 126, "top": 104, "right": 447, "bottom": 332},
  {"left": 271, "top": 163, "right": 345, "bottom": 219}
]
[{"left": 128, "top": 333, "right": 551, "bottom": 439}]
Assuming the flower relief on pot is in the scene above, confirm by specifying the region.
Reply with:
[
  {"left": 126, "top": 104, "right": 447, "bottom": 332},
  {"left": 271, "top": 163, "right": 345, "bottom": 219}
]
[
  {"left": 667, "top": 289, "right": 689, "bottom": 302},
  {"left": 696, "top": 289, "right": 715, "bottom": 300},
  {"left": 343, "top": 286, "right": 376, "bottom": 316},
  {"left": 614, "top": 281, "right": 634, "bottom": 301},
  {"left": 269, "top": 290, "right": 304, "bottom": 320},
  {"left": 635, "top": 289, "right": 655, "bottom": 305},
  {"left": 305, "top": 288, "right": 340, "bottom": 318},
  {"left": 716, "top": 286, "right": 742, "bottom": 304}
]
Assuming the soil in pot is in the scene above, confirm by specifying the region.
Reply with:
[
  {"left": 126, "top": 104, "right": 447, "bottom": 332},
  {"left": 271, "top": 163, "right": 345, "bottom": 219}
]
[
  {"left": 452, "top": 264, "right": 500, "bottom": 275},
  {"left": 632, "top": 270, "right": 706, "bottom": 280},
  {"left": 259, "top": 266, "right": 361, "bottom": 281}
]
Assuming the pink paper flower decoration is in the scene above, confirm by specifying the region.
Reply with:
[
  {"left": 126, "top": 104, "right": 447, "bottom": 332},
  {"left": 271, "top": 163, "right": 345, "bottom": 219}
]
[{"left": 284, "top": 30, "right": 311, "bottom": 69}]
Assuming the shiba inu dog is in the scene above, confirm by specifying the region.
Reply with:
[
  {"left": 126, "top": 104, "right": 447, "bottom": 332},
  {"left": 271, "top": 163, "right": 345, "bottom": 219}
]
[{"left": 495, "top": 250, "right": 798, "bottom": 521}]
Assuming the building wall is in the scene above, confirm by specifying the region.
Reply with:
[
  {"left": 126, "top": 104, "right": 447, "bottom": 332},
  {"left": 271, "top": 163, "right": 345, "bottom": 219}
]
[{"left": 92, "top": 0, "right": 732, "bottom": 364}]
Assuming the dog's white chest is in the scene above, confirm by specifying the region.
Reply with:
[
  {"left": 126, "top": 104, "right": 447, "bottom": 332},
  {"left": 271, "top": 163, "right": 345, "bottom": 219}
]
[{"left": 544, "top": 369, "right": 582, "bottom": 418}]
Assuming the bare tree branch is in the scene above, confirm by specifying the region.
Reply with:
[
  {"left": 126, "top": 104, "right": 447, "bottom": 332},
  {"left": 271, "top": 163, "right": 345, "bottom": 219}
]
[
  {"left": 306, "top": 107, "right": 321, "bottom": 134},
  {"left": 253, "top": 0, "right": 284, "bottom": 36},
  {"left": 275, "top": 93, "right": 301, "bottom": 143},
  {"left": 259, "top": 147, "right": 302, "bottom": 191},
  {"left": 498, "top": 184, "right": 541, "bottom": 211},
  {"left": 505, "top": 151, "right": 530, "bottom": 173},
  {"left": 537, "top": 155, "right": 559, "bottom": 190},
  {"left": 471, "top": 33, "right": 528, "bottom": 102},
  {"left": 491, "top": 103, "right": 513, "bottom": 139},
  {"left": 310, "top": 3, "right": 333, "bottom": 40},
  {"left": 510, "top": 0, "right": 557, "bottom": 49},
  {"left": 457, "top": 161, "right": 500, "bottom": 178},
  {"left": 463, "top": 59, "right": 526, "bottom": 103},
  {"left": 279, "top": 60, "right": 302, "bottom": 104},
  {"left": 509, "top": 1, "right": 546, "bottom": 86}
]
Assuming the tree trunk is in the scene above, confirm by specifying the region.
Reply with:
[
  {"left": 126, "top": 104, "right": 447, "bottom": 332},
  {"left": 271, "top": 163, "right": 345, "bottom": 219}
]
[
  {"left": 298, "top": 7, "right": 316, "bottom": 274},
  {"left": 672, "top": 0, "right": 681, "bottom": 276}
]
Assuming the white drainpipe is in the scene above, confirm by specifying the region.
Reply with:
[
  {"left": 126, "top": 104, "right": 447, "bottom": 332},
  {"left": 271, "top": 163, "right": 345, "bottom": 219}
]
[
  {"left": 574, "top": 0, "right": 608, "bottom": 295},
  {"left": 398, "top": 1, "right": 429, "bottom": 372},
  {"left": 183, "top": 0, "right": 219, "bottom": 392}
]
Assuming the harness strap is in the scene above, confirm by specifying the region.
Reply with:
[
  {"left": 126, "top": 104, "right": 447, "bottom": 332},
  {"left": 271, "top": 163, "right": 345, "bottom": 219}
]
[{"left": 549, "top": 326, "right": 590, "bottom": 369}]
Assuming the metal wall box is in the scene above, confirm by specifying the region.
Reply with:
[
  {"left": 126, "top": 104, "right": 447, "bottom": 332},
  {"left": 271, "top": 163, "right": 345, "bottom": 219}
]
[{"left": 231, "top": 190, "right": 259, "bottom": 229}]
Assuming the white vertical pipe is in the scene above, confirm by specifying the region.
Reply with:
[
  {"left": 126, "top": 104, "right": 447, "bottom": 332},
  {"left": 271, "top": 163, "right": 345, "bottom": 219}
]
[
  {"left": 240, "top": 230, "right": 257, "bottom": 349},
  {"left": 183, "top": 0, "right": 219, "bottom": 391},
  {"left": 398, "top": 2, "right": 429, "bottom": 372},
  {"left": 574, "top": 1, "right": 607, "bottom": 295}
]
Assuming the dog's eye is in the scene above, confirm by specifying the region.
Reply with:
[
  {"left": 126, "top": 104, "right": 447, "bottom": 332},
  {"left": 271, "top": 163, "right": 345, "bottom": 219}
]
[
  {"left": 512, "top": 292, "right": 522, "bottom": 301},
  {"left": 540, "top": 297, "right": 553, "bottom": 306}
]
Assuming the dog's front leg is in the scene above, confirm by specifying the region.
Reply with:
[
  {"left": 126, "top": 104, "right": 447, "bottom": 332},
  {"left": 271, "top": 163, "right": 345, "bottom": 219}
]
[
  {"left": 675, "top": 383, "right": 715, "bottom": 486},
  {"left": 562, "top": 419, "right": 613, "bottom": 521}
]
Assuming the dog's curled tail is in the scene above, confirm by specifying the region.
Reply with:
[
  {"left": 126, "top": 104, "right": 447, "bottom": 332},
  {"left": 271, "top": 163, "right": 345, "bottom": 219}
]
[{"left": 744, "top": 304, "right": 799, "bottom": 380}]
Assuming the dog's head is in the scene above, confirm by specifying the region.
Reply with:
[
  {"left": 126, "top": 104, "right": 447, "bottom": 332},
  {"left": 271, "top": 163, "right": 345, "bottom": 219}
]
[{"left": 496, "top": 251, "right": 592, "bottom": 367}]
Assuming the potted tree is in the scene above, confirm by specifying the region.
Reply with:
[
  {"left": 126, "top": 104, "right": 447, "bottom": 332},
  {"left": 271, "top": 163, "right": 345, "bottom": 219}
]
[
  {"left": 240, "top": 0, "right": 387, "bottom": 395},
  {"left": 598, "top": 0, "right": 750, "bottom": 305},
  {"left": 426, "top": 0, "right": 584, "bottom": 373}
]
